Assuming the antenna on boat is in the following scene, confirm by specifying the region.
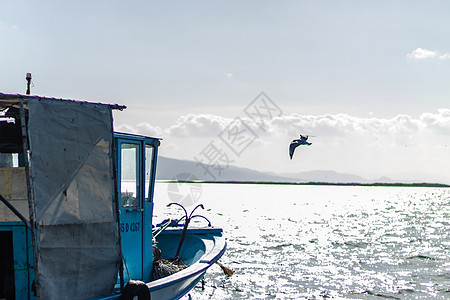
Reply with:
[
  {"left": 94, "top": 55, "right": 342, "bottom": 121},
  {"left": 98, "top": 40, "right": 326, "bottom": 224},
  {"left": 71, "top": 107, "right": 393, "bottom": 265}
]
[{"left": 26, "top": 73, "right": 32, "bottom": 95}]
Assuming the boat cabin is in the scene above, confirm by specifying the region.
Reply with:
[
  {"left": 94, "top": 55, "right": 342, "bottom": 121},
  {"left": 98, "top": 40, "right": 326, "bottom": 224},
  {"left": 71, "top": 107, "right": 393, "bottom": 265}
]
[
  {"left": 115, "top": 132, "right": 160, "bottom": 283},
  {"left": 0, "top": 94, "right": 160, "bottom": 299}
]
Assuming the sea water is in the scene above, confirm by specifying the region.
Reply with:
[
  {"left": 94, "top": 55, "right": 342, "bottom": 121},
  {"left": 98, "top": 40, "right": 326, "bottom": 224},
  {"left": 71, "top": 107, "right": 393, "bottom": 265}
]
[{"left": 152, "top": 183, "right": 450, "bottom": 299}]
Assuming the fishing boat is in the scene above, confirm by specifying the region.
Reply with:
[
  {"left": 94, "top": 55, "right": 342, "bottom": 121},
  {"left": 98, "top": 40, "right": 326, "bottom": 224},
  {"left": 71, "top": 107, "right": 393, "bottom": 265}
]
[{"left": 0, "top": 93, "right": 226, "bottom": 300}]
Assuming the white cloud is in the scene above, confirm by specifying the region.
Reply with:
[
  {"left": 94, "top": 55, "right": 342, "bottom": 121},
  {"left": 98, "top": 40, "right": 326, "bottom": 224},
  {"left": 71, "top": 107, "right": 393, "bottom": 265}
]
[
  {"left": 166, "top": 114, "right": 232, "bottom": 137},
  {"left": 116, "top": 110, "right": 450, "bottom": 182},
  {"left": 407, "top": 48, "right": 438, "bottom": 59},
  {"left": 407, "top": 48, "right": 450, "bottom": 60},
  {"left": 225, "top": 72, "right": 233, "bottom": 79},
  {"left": 115, "top": 122, "right": 164, "bottom": 137},
  {"left": 119, "top": 111, "right": 450, "bottom": 143},
  {"left": 263, "top": 112, "right": 450, "bottom": 180},
  {"left": 420, "top": 108, "right": 450, "bottom": 134},
  {"left": 136, "top": 122, "right": 164, "bottom": 137},
  {"left": 115, "top": 123, "right": 137, "bottom": 134},
  {"left": 266, "top": 112, "right": 449, "bottom": 148}
]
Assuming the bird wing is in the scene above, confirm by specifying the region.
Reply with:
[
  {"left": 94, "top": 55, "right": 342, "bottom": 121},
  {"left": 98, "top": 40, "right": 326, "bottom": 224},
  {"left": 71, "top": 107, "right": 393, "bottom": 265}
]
[{"left": 289, "top": 141, "right": 300, "bottom": 159}]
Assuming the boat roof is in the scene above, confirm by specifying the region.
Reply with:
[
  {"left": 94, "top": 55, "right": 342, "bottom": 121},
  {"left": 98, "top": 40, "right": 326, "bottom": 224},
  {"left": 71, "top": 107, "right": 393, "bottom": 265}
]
[{"left": 0, "top": 92, "right": 126, "bottom": 111}]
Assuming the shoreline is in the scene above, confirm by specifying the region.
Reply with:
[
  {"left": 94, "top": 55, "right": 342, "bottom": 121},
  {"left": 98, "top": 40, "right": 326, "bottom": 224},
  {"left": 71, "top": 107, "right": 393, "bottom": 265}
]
[{"left": 156, "top": 180, "right": 450, "bottom": 188}]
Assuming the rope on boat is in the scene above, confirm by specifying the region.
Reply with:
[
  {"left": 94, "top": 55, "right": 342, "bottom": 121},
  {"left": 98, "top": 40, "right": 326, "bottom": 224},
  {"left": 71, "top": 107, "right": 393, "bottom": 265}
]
[
  {"left": 123, "top": 257, "right": 131, "bottom": 281},
  {"left": 152, "top": 257, "right": 188, "bottom": 280}
]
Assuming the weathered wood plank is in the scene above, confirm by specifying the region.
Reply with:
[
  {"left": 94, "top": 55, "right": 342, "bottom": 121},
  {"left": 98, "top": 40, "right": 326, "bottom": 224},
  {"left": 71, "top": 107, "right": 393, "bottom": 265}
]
[{"left": 0, "top": 167, "right": 29, "bottom": 221}]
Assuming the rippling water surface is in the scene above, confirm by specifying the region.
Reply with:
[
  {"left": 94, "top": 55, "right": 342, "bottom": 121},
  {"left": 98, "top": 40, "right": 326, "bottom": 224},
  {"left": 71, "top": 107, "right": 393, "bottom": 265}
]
[{"left": 153, "top": 183, "right": 450, "bottom": 299}]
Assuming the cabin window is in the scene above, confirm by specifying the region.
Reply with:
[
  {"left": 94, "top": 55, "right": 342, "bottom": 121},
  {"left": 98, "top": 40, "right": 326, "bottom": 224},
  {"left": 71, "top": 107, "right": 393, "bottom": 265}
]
[
  {"left": 144, "top": 145, "right": 154, "bottom": 202},
  {"left": 0, "top": 110, "right": 22, "bottom": 168},
  {"left": 120, "top": 143, "right": 140, "bottom": 208}
]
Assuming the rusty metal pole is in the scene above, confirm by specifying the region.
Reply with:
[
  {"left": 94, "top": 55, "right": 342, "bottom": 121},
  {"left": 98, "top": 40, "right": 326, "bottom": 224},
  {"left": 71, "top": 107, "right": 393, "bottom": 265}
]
[
  {"left": 19, "top": 97, "right": 40, "bottom": 299},
  {"left": 109, "top": 110, "right": 125, "bottom": 291}
]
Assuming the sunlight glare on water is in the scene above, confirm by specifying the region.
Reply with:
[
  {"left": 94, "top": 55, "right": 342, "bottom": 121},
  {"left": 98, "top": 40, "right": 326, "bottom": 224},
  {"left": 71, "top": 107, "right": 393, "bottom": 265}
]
[{"left": 153, "top": 183, "right": 450, "bottom": 299}]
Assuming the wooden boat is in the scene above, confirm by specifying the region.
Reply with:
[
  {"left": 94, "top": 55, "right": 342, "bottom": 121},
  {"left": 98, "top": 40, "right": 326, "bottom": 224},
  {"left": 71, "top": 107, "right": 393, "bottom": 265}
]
[{"left": 0, "top": 93, "right": 226, "bottom": 300}]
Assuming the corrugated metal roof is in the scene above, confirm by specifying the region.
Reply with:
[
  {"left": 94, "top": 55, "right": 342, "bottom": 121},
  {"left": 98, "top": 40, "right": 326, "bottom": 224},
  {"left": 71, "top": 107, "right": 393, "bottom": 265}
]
[{"left": 0, "top": 92, "right": 126, "bottom": 111}]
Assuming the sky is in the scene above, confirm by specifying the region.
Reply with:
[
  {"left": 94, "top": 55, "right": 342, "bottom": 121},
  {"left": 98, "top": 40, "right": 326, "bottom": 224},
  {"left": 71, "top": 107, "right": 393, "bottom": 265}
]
[{"left": 1, "top": 1, "right": 450, "bottom": 183}]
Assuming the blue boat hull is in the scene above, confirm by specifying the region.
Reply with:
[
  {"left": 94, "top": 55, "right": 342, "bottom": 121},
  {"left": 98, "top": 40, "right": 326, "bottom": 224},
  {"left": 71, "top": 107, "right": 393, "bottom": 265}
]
[{"left": 97, "top": 227, "right": 226, "bottom": 300}]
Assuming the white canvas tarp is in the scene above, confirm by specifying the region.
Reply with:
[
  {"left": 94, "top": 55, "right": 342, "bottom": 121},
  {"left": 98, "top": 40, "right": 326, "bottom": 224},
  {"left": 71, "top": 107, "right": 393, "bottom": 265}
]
[{"left": 27, "top": 98, "right": 120, "bottom": 299}]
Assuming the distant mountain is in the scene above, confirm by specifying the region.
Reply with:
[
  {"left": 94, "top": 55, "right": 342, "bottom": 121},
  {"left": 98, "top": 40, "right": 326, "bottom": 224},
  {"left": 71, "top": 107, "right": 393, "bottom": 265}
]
[
  {"left": 156, "top": 156, "right": 293, "bottom": 182},
  {"left": 280, "top": 170, "right": 396, "bottom": 184},
  {"left": 156, "top": 156, "right": 395, "bottom": 183}
]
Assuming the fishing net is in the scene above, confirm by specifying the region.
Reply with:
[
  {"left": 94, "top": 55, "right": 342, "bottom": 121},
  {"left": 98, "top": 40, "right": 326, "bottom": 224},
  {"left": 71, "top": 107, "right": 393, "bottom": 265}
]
[{"left": 152, "top": 257, "right": 188, "bottom": 280}]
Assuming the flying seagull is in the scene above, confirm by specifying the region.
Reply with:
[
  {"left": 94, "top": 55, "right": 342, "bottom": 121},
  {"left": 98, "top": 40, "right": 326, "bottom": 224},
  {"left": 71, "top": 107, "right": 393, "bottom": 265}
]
[{"left": 289, "top": 135, "right": 312, "bottom": 159}]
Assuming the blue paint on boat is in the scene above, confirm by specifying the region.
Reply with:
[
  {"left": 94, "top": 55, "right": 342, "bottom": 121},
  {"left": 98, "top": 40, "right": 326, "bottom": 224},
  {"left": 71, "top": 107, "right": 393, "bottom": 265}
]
[{"left": 115, "top": 133, "right": 160, "bottom": 283}]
